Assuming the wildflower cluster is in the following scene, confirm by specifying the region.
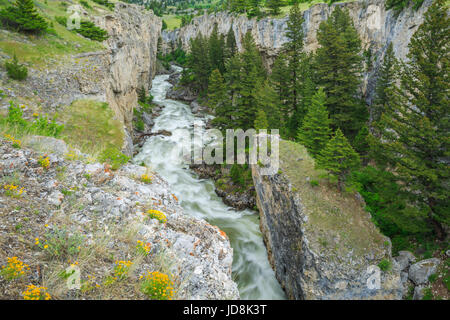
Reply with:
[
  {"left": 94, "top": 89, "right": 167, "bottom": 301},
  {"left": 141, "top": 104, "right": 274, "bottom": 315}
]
[
  {"left": 64, "top": 146, "right": 80, "bottom": 161},
  {"left": 81, "top": 275, "right": 101, "bottom": 293},
  {"left": 38, "top": 155, "right": 50, "bottom": 169},
  {"left": 136, "top": 240, "right": 152, "bottom": 256},
  {"left": 140, "top": 271, "right": 175, "bottom": 300},
  {"left": 3, "top": 184, "right": 25, "bottom": 197},
  {"left": 0, "top": 257, "right": 30, "bottom": 280},
  {"left": 3, "top": 134, "right": 21, "bottom": 148},
  {"left": 146, "top": 209, "right": 167, "bottom": 224},
  {"left": 114, "top": 260, "right": 133, "bottom": 280},
  {"left": 36, "top": 227, "right": 83, "bottom": 257},
  {"left": 22, "top": 284, "right": 51, "bottom": 300},
  {"left": 140, "top": 174, "right": 152, "bottom": 184}
]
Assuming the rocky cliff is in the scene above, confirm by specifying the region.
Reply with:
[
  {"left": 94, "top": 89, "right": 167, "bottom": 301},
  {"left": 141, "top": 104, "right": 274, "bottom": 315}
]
[
  {"left": 161, "top": 0, "right": 433, "bottom": 100},
  {"left": 96, "top": 2, "right": 161, "bottom": 135},
  {"left": 252, "top": 140, "right": 403, "bottom": 299},
  {"left": 0, "top": 136, "right": 239, "bottom": 299},
  {"left": 0, "top": 2, "right": 161, "bottom": 156}
]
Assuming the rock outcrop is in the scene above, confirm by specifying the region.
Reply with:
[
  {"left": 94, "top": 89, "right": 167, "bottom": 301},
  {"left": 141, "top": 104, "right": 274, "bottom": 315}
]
[
  {"left": 161, "top": 0, "right": 433, "bottom": 100},
  {"left": 0, "top": 3, "right": 162, "bottom": 156},
  {"left": 96, "top": 2, "right": 161, "bottom": 132},
  {"left": 251, "top": 140, "right": 403, "bottom": 299},
  {"left": 0, "top": 136, "right": 239, "bottom": 299}
]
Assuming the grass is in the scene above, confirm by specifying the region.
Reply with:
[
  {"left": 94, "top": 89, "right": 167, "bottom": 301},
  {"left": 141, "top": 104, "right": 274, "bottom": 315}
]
[
  {"left": 278, "top": 140, "right": 387, "bottom": 260},
  {"left": 60, "top": 99, "right": 124, "bottom": 159},
  {"left": 162, "top": 14, "right": 182, "bottom": 30},
  {"left": 0, "top": 0, "right": 106, "bottom": 68}
]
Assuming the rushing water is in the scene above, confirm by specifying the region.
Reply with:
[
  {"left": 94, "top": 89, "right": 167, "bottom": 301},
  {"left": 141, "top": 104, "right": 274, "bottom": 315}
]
[{"left": 133, "top": 66, "right": 285, "bottom": 300}]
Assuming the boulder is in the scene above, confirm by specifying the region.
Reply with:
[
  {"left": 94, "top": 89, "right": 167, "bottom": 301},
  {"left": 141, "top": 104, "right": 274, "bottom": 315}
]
[
  {"left": 394, "top": 251, "right": 416, "bottom": 272},
  {"left": 408, "top": 258, "right": 440, "bottom": 285}
]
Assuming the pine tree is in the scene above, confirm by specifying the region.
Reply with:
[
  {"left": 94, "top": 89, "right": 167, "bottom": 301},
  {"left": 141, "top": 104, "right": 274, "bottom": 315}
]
[
  {"left": 297, "top": 88, "right": 331, "bottom": 157},
  {"left": 208, "top": 24, "right": 225, "bottom": 74},
  {"left": 372, "top": 0, "right": 449, "bottom": 237},
  {"left": 315, "top": 6, "right": 366, "bottom": 140},
  {"left": 283, "top": 3, "right": 307, "bottom": 138},
  {"left": 371, "top": 43, "right": 400, "bottom": 129},
  {"left": 224, "top": 27, "right": 237, "bottom": 63},
  {"left": 248, "top": 0, "right": 261, "bottom": 18},
  {"left": 0, "top": 0, "right": 48, "bottom": 34},
  {"left": 270, "top": 53, "right": 290, "bottom": 131},
  {"left": 266, "top": 0, "right": 282, "bottom": 15},
  {"left": 207, "top": 69, "right": 227, "bottom": 111},
  {"left": 253, "top": 79, "right": 281, "bottom": 129},
  {"left": 317, "top": 128, "right": 361, "bottom": 191},
  {"left": 254, "top": 109, "right": 269, "bottom": 130},
  {"left": 187, "top": 35, "right": 211, "bottom": 92}
]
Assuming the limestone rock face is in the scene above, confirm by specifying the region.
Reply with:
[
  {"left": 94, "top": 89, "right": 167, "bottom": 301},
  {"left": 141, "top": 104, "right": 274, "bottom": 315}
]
[
  {"left": 251, "top": 140, "right": 403, "bottom": 300},
  {"left": 162, "top": 0, "right": 432, "bottom": 100},
  {"left": 96, "top": 2, "right": 161, "bottom": 132}
]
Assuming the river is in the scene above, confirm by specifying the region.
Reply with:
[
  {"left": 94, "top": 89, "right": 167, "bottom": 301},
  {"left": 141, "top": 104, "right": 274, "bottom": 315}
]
[{"left": 133, "top": 67, "right": 285, "bottom": 300}]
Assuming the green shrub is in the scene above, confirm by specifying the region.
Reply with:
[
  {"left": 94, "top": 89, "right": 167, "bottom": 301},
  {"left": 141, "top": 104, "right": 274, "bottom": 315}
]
[
  {"left": 0, "top": 0, "right": 48, "bottom": 34},
  {"left": 79, "top": 0, "right": 92, "bottom": 9},
  {"left": 92, "top": 0, "right": 115, "bottom": 10},
  {"left": 99, "top": 147, "right": 129, "bottom": 170},
  {"left": 310, "top": 180, "right": 319, "bottom": 187},
  {"left": 428, "top": 273, "right": 438, "bottom": 283},
  {"left": 0, "top": 102, "right": 64, "bottom": 137},
  {"left": 54, "top": 16, "right": 67, "bottom": 26},
  {"left": 378, "top": 259, "right": 391, "bottom": 272},
  {"left": 5, "top": 54, "right": 28, "bottom": 80},
  {"left": 38, "top": 227, "right": 84, "bottom": 258},
  {"left": 422, "top": 287, "right": 433, "bottom": 300},
  {"left": 75, "top": 20, "right": 108, "bottom": 41}
]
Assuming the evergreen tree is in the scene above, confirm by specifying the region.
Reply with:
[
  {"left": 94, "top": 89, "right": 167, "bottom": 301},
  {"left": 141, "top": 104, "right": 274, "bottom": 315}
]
[
  {"left": 224, "top": 27, "right": 237, "bottom": 62},
  {"left": 317, "top": 128, "right": 361, "bottom": 191},
  {"left": 0, "top": 0, "right": 48, "bottom": 34},
  {"left": 372, "top": 0, "right": 449, "bottom": 237},
  {"left": 315, "top": 6, "right": 366, "bottom": 140},
  {"left": 266, "top": 0, "right": 282, "bottom": 15},
  {"left": 207, "top": 69, "right": 227, "bottom": 111},
  {"left": 371, "top": 43, "right": 399, "bottom": 129},
  {"left": 248, "top": 0, "right": 261, "bottom": 17},
  {"left": 254, "top": 109, "right": 269, "bottom": 130},
  {"left": 187, "top": 35, "right": 211, "bottom": 92},
  {"left": 208, "top": 24, "right": 225, "bottom": 74},
  {"left": 282, "top": 3, "right": 307, "bottom": 137},
  {"left": 297, "top": 88, "right": 331, "bottom": 157},
  {"left": 253, "top": 79, "right": 281, "bottom": 129},
  {"left": 269, "top": 53, "right": 290, "bottom": 130}
]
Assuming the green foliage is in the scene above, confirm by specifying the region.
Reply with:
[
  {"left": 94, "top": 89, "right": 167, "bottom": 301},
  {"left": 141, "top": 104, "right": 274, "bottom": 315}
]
[
  {"left": 76, "top": 20, "right": 109, "bottom": 42},
  {"left": 229, "top": 164, "right": 253, "bottom": 188},
  {"left": 297, "top": 88, "right": 331, "bottom": 158},
  {"left": 317, "top": 128, "right": 360, "bottom": 190},
  {"left": 350, "top": 166, "right": 430, "bottom": 242},
  {"left": 38, "top": 227, "right": 84, "bottom": 258},
  {"left": 378, "top": 259, "right": 391, "bottom": 272},
  {"left": 370, "top": 0, "right": 449, "bottom": 237},
  {"left": 79, "top": 0, "right": 92, "bottom": 9},
  {"left": 5, "top": 54, "right": 28, "bottom": 80},
  {"left": 254, "top": 109, "right": 269, "bottom": 130},
  {"left": 0, "top": 0, "right": 48, "bottom": 34},
  {"left": 99, "top": 147, "right": 130, "bottom": 170},
  {"left": 370, "top": 43, "right": 399, "bottom": 131},
  {"left": 0, "top": 101, "right": 64, "bottom": 137},
  {"left": 92, "top": 0, "right": 115, "bottom": 10},
  {"left": 315, "top": 6, "right": 366, "bottom": 140},
  {"left": 266, "top": 0, "right": 283, "bottom": 15},
  {"left": 386, "top": 0, "right": 425, "bottom": 16},
  {"left": 158, "top": 48, "right": 187, "bottom": 66}
]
